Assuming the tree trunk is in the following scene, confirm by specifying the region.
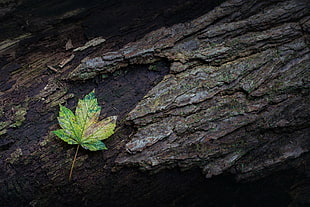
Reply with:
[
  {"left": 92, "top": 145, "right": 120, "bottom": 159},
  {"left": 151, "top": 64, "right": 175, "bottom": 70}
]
[{"left": 0, "top": 0, "right": 309, "bottom": 206}]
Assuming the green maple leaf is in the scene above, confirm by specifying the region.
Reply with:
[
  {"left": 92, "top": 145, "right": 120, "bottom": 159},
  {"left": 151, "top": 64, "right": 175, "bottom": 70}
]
[{"left": 52, "top": 90, "right": 117, "bottom": 180}]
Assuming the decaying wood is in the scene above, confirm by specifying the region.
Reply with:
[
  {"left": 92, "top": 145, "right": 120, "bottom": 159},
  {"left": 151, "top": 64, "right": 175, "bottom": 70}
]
[{"left": 0, "top": 0, "right": 309, "bottom": 206}]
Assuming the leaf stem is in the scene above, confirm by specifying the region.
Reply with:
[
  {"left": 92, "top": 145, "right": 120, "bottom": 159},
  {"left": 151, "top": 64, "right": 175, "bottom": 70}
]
[{"left": 69, "top": 145, "right": 80, "bottom": 181}]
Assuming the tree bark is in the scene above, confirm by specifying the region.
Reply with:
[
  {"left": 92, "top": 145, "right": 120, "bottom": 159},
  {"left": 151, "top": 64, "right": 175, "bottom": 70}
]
[{"left": 0, "top": 0, "right": 309, "bottom": 206}]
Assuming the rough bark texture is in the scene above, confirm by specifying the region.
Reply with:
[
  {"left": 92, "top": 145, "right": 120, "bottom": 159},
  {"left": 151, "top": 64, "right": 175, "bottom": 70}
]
[{"left": 0, "top": 0, "right": 309, "bottom": 206}]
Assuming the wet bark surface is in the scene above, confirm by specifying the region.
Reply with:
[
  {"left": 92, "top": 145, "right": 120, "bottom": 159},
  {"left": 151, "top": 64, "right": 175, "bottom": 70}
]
[{"left": 0, "top": 0, "right": 309, "bottom": 206}]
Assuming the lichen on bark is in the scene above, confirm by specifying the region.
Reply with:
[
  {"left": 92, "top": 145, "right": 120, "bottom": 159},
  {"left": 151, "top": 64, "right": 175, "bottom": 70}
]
[
  {"left": 0, "top": 0, "right": 309, "bottom": 206},
  {"left": 112, "top": 0, "right": 310, "bottom": 179}
]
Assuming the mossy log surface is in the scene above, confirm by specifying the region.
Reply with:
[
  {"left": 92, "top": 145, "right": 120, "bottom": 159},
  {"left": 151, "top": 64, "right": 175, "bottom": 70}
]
[{"left": 0, "top": 0, "right": 309, "bottom": 206}]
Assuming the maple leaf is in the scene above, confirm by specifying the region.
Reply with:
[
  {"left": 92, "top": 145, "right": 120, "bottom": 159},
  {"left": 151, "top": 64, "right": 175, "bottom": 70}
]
[{"left": 52, "top": 90, "right": 117, "bottom": 180}]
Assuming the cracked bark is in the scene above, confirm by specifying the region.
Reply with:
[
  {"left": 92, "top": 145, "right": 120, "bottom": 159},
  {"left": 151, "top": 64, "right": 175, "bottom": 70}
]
[{"left": 0, "top": 0, "right": 309, "bottom": 206}]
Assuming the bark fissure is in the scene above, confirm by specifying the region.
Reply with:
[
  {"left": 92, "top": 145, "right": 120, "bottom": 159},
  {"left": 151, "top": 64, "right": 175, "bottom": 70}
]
[{"left": 0, "top": 0, "right": 309, "bottom": 206}]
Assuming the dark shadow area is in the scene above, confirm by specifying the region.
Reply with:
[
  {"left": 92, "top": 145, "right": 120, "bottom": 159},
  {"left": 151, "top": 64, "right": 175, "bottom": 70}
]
[
  {"left": 104, "top": 166, "right": 308, "bottom": 207},
  {"left": 44, "top": 165, "right": 307, "bottom": 207},
  {"left": 67, "top": 61, "right": 170, "bottom": 120},
  {"left": 0, "top": 0, "right": 226, "bottom": 44}
]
